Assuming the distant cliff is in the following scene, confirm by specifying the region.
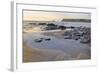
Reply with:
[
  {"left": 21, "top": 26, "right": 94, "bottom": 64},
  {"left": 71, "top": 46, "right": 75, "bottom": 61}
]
[{"left": 62, "top": 19, "right": 91, "bottom": 22}]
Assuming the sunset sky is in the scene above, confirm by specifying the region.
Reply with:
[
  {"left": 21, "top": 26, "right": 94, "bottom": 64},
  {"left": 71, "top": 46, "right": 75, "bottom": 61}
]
[{"left": 23, "top": 10, "right": 91, "bottom": 21}]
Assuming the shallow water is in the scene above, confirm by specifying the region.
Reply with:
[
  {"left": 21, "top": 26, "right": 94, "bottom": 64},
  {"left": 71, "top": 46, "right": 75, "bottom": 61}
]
[{"left": 23, "top": 32, "right": 91, "bottom": 59}]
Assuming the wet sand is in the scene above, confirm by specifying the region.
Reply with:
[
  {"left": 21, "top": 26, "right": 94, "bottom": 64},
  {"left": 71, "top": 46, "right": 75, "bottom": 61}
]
[
  {"left": 23, "top": 28, "right": 90, "bottom": 63},
  {"left": 23, "top": 42, "right": 90, "bottom": 63},
  {"left": 23, "top": 42, "right": 71, "bottom": 62}
]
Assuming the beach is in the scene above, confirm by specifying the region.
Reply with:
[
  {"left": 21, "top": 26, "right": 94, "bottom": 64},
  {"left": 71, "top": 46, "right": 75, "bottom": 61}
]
[
  {"left": 23, "top": 29, "right": 90, "bottom": 62},
  {"left": 23, "top": 42, "right": 90, "bottom": 62},
  {"left": 23, "top": 42, "right": 71, "bottom": 62}
]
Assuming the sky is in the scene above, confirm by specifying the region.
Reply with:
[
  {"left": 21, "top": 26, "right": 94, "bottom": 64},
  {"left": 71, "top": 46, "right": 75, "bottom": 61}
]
[{"left": 23, "top": 10, "right": 91, "bottom": 21}]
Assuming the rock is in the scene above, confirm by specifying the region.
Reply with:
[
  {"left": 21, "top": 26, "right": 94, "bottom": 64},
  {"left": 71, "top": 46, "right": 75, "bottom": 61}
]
[{"left": 34, "top": 39, "right": 42, "bottom": 43}]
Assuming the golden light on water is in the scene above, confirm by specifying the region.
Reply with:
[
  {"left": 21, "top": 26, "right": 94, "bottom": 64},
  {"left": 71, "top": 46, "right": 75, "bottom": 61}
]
[
  {"left": 32, "top": 27, "right": 42, "bottom": 32},
  {"left": 24, "top": 27, "right": 42, "bottom": 32}
]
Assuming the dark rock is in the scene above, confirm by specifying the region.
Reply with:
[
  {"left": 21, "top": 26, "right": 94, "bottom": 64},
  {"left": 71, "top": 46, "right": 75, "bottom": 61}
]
[
  {"left": 34, "top": 39, "right": 42, "bottom": 43},
  {"left": 45, "top": 38, "right": 51, "bottom": 41}
]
